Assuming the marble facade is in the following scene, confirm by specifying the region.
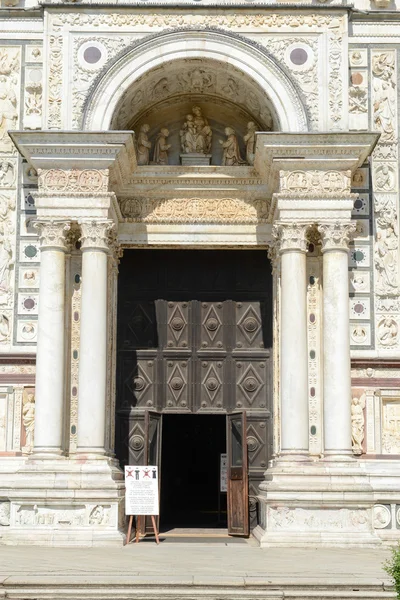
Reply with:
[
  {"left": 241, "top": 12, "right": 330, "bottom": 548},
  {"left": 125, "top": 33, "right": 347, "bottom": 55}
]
[{"left": 0, "top": 0, "right": 399, "bottom": 547}]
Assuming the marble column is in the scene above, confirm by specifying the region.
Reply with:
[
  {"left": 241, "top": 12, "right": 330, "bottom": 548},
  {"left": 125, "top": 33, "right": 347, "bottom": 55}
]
[
  {"left": 33, "top": 220, "right": 70, "bottom": 457},
  {"left": 273, "top": 223, "right": 310, "bottom": 459},
  {"left": 77, "top": 220, "right": 114, "bottom": 457},
  {"left": 319, "top": 222, "right": 356, "bottom": 460}
]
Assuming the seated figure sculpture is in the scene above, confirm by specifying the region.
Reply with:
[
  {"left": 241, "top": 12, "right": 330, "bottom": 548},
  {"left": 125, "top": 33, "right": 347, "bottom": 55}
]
[{"left": 180, "top": 106, "right": 212, "bottom": 158}]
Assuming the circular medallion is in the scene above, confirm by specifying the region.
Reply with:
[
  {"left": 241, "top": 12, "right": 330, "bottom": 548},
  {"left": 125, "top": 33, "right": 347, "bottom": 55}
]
[
  {"left": 247, "top": 436, "right": 258, "bottom": 452},
  {"left": 373, "top": 504, "right": 391, "bottom": 529},
  {"left": 243, "top": 317, "right": 258, "bottom": 333},
  {"left": 243, "top": 377, "right": 258, "bottom": 392},
  {"left": 133, "top": 377, "right": 145, "bottom": 392},
  {"left": 170, "top": 377, "right": 184, "bottom": 391},
  {"left": 83, "top": 46, "right": 102, "bottom": 64},
  {"left": 24, "top": 245, "right": 37, "bottom": 259},
  {"left": 206, "top": 318, "right": 218, "bottom": 331},
  {"left": 171, "top": 317, "right": 184, "bottom": 331},
  {"left": 206, "top": 378, "right": 218, "bottom": 392},
  {"left": 130, "top": 435, "right": 144, "bottom": 451}
]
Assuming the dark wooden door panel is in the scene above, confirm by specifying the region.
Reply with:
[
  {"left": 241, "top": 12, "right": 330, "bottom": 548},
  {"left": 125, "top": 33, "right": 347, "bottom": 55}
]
[
  {"left": 227, "top": 411, "right": 249, "bottom": 536},
  {"left": 234, "top": 359, "right": 268, "bottom": 411},
  {"left": 165, "top": 358, "right": 191, "bottom": 412},
  {"left": 197, "top": 359, "right": 225, "bottom": 411}
]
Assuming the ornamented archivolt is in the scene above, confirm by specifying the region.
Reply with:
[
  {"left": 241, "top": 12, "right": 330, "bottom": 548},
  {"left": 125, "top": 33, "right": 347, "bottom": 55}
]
[
  {"left": 0, "top": 48, "right": 20, "bottom": 153},
  {"left": 47, "top": 12, "right": 344, "bottom": 130},
  {"left": 120, "top": 197, "right": 269, "bottom": 224}
]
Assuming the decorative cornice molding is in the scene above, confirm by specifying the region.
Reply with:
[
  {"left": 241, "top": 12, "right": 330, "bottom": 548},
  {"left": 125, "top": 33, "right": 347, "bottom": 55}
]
[
  {"left": 33, "top": 220, "right": 71, "bottom": 251},
  {"left": 79, "top": 220, "right": 115, "bottom": 251},
  {"left": 318, "top": 221, "right": 356, "bottom": 252},
  {"left": 272, "top": 222, "right": 310, "bottom": 253}
]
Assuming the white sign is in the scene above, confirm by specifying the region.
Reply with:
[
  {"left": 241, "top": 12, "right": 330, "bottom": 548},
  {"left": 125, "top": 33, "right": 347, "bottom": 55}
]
[
  {"left": 220, "top": 453, "right": 227, "bottom": 493},
  {"left": 125, "top": 466, "right": 159, "bottom": 516}
]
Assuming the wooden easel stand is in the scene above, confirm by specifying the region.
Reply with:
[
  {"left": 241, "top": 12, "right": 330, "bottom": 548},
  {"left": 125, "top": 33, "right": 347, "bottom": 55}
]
[{"left": 126, "top": 515, "right": 160, "bottom": 545}]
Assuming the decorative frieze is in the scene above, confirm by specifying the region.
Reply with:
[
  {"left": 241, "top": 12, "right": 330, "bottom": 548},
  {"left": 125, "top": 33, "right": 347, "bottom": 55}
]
[
  {"left": 279, "top": 170, "right": 352, "bottom": 197},
  {"left": 38, "top": 169, "right": 109, "bottom": 194}
]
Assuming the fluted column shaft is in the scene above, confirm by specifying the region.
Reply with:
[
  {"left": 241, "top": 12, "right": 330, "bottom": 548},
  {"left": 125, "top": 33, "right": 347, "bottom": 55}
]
[
  {"left": 77, "top": 220, "right": 114, "bottom": 457},
  {"left": 33, "top": 220, "right": 70, "bottom": 457},
  {"left": 319, "top": 222, "right": 356, "bottom": 459},
  {"left": 274, "top": 223, "right": 310, "bottom": 459}
]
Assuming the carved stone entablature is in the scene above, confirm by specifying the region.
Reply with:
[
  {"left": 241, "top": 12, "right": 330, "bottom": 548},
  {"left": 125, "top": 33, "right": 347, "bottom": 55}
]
[
  {"left": 38, "top": 169, "right": 109, "bottom": 194},
  {"left": 279, "top": 169, "right": 352, "bottom": 198},
  {"left": 79, "top": 220, "right": 115, "bottom": 251},
  {"left": 318, "top": 222, "right": 356, "bottom": 252},
  {"left": 120, "top": 197, "right": 269, "bottom": 224},
  {"left": 272, "top": 222, "right": 310, "bottom": 254},
  {"left": 33, "top": 220, "right": 71, "bottom": 251}
]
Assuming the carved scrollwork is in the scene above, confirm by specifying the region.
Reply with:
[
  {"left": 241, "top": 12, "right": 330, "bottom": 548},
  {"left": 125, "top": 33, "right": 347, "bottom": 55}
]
[
  {"left": 318, "top": 222, "right": 356, "bottom": 252},
  {"left": 33, "top": 220, "right": 71, "bottom": 251}
]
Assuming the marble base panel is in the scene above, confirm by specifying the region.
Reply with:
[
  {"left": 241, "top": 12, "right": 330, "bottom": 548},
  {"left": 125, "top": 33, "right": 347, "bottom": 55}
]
[
  {"left": 0, "top": 457, "right": 126, "bottom": 546},
  {"left": 180, "top": 153, "right": 212, "bottom": 166},
  {"left": 255, "top": 459, "right": 382, "bottom": 548}
]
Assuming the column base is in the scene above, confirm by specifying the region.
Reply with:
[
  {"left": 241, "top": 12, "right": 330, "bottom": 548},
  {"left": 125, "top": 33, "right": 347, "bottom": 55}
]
[
  {"left": 0, "top": 456, "right": 127, "bottom": 547},
  {"left": 31, "top": 447, "right": 64, "bottom": 459},
  {"left": 256, "top": 458, "right": 381, "bottom": 548}
]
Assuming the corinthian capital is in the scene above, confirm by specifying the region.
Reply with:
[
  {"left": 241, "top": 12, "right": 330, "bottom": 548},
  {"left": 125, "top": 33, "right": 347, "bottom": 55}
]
[
  {"left": 272, "top": 222, "right": 310, "bottom": 253},
  {"left": 79, "top": 220, "right": 115, "bottom": 251},
  {"left": 318, "top": 222, "right": 356, "bottom": 252},
  {"left": 33, "top": 220, "right": 71, "bottom": 250}
]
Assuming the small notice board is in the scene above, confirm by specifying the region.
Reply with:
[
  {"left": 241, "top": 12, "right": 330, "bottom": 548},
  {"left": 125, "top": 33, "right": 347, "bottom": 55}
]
[{"left": 125, "top": 466, "right": 160, "bottom": 544}]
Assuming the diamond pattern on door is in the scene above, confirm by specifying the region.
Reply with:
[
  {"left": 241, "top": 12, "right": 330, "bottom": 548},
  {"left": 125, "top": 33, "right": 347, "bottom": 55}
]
[
  {"left": 236, "top": 302, "right": 264, "bottom": 349},
  {"left": 166, "top": 302, "right": 189, "bottom": 349},
  {"left": 166, "top": 361, "right": 189, "bottom": 410},
  {"left": 235, "top": 361, "right": 267, "bottom": 410},
  {"left": 199, "top": 361, "right": 223, "bottom": 409},
  {"left": 201, "top": 302, "right": 224, "bottom": 349}
]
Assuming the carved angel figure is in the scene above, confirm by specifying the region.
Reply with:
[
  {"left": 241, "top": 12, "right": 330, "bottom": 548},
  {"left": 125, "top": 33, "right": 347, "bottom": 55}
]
[
  {"left": 22, "top": 392, "right": 35, "bottom": 452},
  {"left": 0, "top": 75, "right": 17, "bottom": 142},
  {"left": 219, "top": 127, "right": 246, "bottom": 166},
  {"left": 375, "top": 228, "right": 398, "bottom": 294},
  {"left": 351, "top": 395, "right": 366, "bottom": 455},
  {"left": 243, "top": 121, "right": 257, "bottom": 166},
  {"left": 153, "top": 128, "right": 171, "bottom": 165},
  {"left": 136, "top": 124, "right": 152, "bottom": 166}
]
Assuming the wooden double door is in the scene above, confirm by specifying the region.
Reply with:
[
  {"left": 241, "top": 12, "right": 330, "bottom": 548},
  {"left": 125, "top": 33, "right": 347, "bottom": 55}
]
[{"left": 116, "top": 250, "right": 273, "bottom": 534}]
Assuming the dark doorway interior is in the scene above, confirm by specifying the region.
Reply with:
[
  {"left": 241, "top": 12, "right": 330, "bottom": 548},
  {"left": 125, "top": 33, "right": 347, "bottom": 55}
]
[{"left": 160, "top": 414, "right": 227, "bottom": 529}]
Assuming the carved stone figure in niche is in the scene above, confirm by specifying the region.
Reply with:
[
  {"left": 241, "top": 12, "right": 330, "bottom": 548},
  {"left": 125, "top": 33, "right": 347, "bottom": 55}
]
[
  {"left": 153, "top": 128, "right": 171, "bottom": 165},
  {"left": 375, "top": 165, "right": 395, "bottom": 191},
  {"left": 0, "top": 161, "right": 14, "bottom": 187},
  {"left": 219, "top": 128, "right": 246, "bottom": 166},
  {"left": 378, "top": 317, "right": 398, "bottom": 347},
  {"left": 0, "top": 502, "right": 10, "bottom": 526},
  {"left": 0, "top": 222, "right": 13, "bottom": 295},
  {"left": 180, "top": 114, "right": 197, "bottom": 154},
  {"left": 243, "top": 121, "right": 257, "bottom": 166},
  {"left": 0, "top": 75, "right": 17, "bottom": 143},
  {"left": 375, "top": 228, "right": 398, "bottom": 294},
  {"left": 351, "top": 395, "right": 365, "bottom": 455},
  {"left": 22, "top": 392, "right": 35, "bottom": 453},
  {"left": 0, "top": 313, "right": 9, "bottom": 342},
  {"left": 372, "top": 53, "right": 396, "bottom": 142},
  {"left": 136, "top": 124, "right": 152, "bottom": 166}
]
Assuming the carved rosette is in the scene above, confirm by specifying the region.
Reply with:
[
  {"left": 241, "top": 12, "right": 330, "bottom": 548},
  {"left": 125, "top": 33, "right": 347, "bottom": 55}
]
[
  {"left": 272, "top": 222, "right": 310, "bottom": 253},
  {"left": 33, "top": 220, "right": 71, "bottom": 251},
  {"left": 79, "top": 220, "right": 115, "bottom": 252},
  {"left": 318, "top": 222, "right": 356, "bottom": 252}
]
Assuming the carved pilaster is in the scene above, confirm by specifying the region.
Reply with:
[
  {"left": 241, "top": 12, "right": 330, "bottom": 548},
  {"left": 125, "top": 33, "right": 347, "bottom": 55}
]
[
  {"left": 318, "top": 222, "right": 356, "bottom": 252},
  {"left": 79, "top": 220, "right": 115, "bottom": 252},
  {"left": 33, "top": 220, "right": 71, "bottom": 251},
  {"left": 272, "top": 222, "right": 310, "bottom": 253}
]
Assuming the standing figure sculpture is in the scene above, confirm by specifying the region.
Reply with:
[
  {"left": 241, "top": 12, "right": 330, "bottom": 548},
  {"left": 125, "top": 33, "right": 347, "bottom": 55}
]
[
  {"left": 219, "top": 127, "right": 246, "bottom": 166},
  {"left": 180, "top": 114, "right": 197, "bottom": 154},
  {"left": 136, "top": 124, "right": 152, "bottom": 166},
  {"left": 351, "top": 395, "right": 366, "bottom": 455},
  {"left": 243, "top": 121, "right": 257, "bottom": 166},
  {"left": 153, "top": 128, "right": 171, "bottom": 165},
  {"left": 192, "top": 106, "right": 212, "bottom": 154},
  {"left": 22, "top": 392, "right": 35, "bottom": 453}
]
